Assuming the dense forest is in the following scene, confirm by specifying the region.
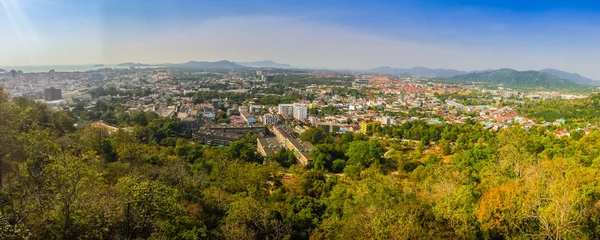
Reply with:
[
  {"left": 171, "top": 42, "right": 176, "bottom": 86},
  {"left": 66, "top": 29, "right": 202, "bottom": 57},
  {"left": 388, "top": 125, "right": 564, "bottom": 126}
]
[
  {"left": 3, "top": 88, "right": 600, "bottom": 239},
  {"left": 441, "top": 68, "right": 591, "bottom": 91},
  {"left": 519, "top": 93, "right": 600, "bottom": 123}
]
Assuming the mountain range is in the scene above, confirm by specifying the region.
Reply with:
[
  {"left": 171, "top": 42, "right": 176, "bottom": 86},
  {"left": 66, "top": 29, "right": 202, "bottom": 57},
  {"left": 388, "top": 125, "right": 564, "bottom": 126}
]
[
  {"left": 107, "top": 60, "right": 600, "bottom": 89},
  {"left": 117, "top": 62, "right": 153, "bottom": 67},
  {"left": 0, "top": 69, "right": 5, "bottom": 73},
  {"left": 369, "top": 66, "right": 467, "bottom": 77},
  {"left": 236, "top": 60, "right": 292, "bottom": 68},
  {"left": 168, "top": 60, "right": 245, "bottom": 70},
  {"left": 441, "top": 68, "right": 587, "bottom": 90},
  {"left": 540, "top": 69, "right": 600, "bottom": 86},
  {"left": 369, "top": 66, "right": 600, "bottom": 88}
]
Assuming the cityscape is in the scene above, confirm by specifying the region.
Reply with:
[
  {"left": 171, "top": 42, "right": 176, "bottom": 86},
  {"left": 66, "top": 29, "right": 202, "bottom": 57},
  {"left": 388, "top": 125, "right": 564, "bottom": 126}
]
[
  {"left": 1, "top": 63, "right": 593, "bottom": 146},
  {"left": 5, "top": 0, "right": 600, "bottom": 239}
]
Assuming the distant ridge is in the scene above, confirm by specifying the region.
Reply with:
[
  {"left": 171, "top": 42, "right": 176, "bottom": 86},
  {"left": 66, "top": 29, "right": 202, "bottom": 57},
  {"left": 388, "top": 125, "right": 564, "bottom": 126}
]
[
  {"left": 237, "top": 60, "right": 292, "bottom": 68},
  {"left": 540, "top": 69, "right": 600, "bottom": 86},
  {"left": 92, "top": 64, "right": 105, "bottom": 67},
  {"left": 168, "top": 60, "right": 246, "bottom": 70},
  {"left": 117, "top": 62, "right": 151, "bottom": 67},
  {"left": 0, "top": 69, "right": 5, "bottom": 73},
  {"left": 442, "top": 68, "right": 585, "bottom": 90},
  {"left": 369, "top": 66, "right": 467, "bottom": 77}
]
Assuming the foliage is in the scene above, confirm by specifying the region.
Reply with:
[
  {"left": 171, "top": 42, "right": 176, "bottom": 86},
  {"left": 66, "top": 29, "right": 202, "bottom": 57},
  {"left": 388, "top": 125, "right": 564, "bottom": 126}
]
[
  {"left": 441, "top": 68, "right": 590, "bottom": 91},
  {"left": 3, "top": 87, "right": 600, "bottom": 239},
  {"left": 300, "top": 127, "right": 328, "bottom": 145}
]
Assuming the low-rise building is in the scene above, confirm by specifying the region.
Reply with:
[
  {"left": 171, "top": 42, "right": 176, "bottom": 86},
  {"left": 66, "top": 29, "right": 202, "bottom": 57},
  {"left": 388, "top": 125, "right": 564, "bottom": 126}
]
[
  {"left": 360, "top": 121, "right": 381, "bottom": 134},
  {"left": 263, "top": 114, "right": 279, "bottom": 125},
  {"left": 271, "top": 125, "right": 314, "bottom": 165},
  {"left": 257, "top": 137, "right": 282, "bottom": 157}
]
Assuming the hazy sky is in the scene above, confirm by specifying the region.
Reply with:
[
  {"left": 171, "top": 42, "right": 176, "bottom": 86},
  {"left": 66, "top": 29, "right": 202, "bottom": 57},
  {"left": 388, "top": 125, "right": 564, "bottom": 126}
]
[{"left": 3, "top": 0, "right": 600, "bottom": 78}]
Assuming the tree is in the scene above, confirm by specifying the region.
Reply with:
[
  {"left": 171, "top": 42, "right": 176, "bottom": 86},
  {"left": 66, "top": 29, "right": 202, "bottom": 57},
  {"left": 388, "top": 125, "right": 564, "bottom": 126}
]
[
  {"left": 497, "top": 126, "right": 535, "bottom": 176},
  {"left": 227, "top": 140, "right": 261, "bottom": 164},
  {"left": 267, "top": 148, "right": 296, "bottom": 168},
  {"left": 440, "top": 139, "right": 452, "bottom": 156},
  {"left": 345, "top": 141, "right": 384, "bottom": 168},
  {"left": 331, "top": 159, "right": 346, "bottom": 173},
  {"left": 300, "top": 127, "right": 328, "bottom": 145},
  {"left": 0, "top": 94, "right": 23, "bottom": 187},
  {"left": 310, "top": 144, "right": 344, "bottom": 171},
  {"left": 44, "top": 152, "right": 106, "bottom": 238}
]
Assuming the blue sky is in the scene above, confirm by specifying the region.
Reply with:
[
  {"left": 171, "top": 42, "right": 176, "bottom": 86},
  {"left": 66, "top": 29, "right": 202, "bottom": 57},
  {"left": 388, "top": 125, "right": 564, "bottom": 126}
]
[{"left": 3, "top": 0, "right": 600, "bottom": 78}]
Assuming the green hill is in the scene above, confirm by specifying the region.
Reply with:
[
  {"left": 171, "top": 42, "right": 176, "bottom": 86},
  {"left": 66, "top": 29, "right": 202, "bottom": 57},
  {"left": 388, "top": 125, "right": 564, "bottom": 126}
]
[
  {"left": 540, "top": 68, "right": 600, "bottom": 86},
  {"left": 441, "top": 68, "right": 588, "bottom": 90}
]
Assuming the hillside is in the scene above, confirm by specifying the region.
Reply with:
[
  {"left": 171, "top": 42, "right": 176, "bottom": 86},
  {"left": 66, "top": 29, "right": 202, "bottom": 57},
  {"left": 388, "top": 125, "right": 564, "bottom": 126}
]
[
  {"left": 369, "top": 66, "right": 466, "bottom": 77},
  {"left": 541, "top": 68, "right": 600, "bottom": 86},
  {"left": 169, "top": 60, "right": 246, "bottom": 70},
  {"left": 237, "top": 60, "right": 292, "bottom": 68},
  {"left": 442, "top": 68, "right": 586, "bottom": 90}
]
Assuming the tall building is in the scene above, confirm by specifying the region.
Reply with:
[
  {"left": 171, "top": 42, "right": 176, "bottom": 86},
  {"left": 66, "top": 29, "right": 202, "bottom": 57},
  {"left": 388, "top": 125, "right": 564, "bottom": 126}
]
[
  {"left": 44, "top": 87, "right": 62, "bottom": 101},
  {"left": 278, "top": 104, "right": 295, "bottom": 116},
  {"left": 279, "top": 103, "right": 308, "bottom": 120},
  {"left": 261, "top": 75, "right": 274, "bottom": 82},
  {"left": 293, "top": 103, "right": 308, "bottom": 120},
  {"left": 212, "top": 99, "right": 220, "bottom": 109}
]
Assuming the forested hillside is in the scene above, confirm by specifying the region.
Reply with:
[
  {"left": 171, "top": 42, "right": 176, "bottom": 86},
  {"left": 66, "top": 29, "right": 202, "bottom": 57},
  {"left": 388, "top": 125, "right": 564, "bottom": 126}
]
[
  {"left": 2, "top": 88, "right": 600, "bottom": 239},
  {"left": 442, "top": 68, "right": 588, "bottom": 91}
]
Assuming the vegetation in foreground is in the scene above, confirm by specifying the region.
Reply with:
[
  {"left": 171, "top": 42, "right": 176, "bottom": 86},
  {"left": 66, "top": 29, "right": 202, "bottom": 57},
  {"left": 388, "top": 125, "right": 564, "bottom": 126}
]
[{"left": 2, "top": 88, "right": 600, "bottom": 239}]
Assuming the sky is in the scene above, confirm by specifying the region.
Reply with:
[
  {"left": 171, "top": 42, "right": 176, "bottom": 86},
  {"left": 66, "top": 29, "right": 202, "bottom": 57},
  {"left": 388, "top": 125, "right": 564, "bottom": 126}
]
[{"left": 3, "top": 0, "right": 600, "bottom": 78}]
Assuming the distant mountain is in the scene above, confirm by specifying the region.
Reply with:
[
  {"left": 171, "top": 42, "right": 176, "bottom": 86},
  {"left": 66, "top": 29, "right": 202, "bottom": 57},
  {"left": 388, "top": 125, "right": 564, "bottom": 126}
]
[
  {"left": 442, "top": 68, "right": 585, "bottom": 90},
  {"left": 169, "top": 60, "right": 246, "bottom": 70},
  {"left": 0, "top": 69, "right": 5, "bottom": 73},
  {"left": 369, "top": 66, "right": 467, "bottom": 77},
  {"left": 237, "top": 60, "right": 292, "bottom": 68},
  {"left": 117, "top": 62, "right": 151, "bottom": 67},
  {"left": 540, "top": 69, "right": 600, "bottom": 86},
  {"left": 92, "top": 64, "right": 105, "bottom": 67}
]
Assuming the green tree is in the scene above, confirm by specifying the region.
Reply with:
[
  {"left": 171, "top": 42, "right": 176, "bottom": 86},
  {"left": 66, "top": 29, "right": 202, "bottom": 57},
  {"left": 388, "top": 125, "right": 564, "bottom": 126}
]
[
  {"left": 300, "top": 127, "right": 328, "bottom": 145},
  {"left": 267, "top": 148, "right": 296, "bottom": 168},
  {"left": 345, "top": 141, "right": 384, "bottom": 168}
]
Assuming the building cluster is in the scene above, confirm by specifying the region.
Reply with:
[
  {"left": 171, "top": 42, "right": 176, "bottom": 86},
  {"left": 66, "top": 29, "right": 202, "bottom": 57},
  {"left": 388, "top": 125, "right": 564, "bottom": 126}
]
[
  {"left": 258, "top": 125, "right": 314, "bottom": 165},
  {"left": 1, "top": 66, "right": 596, "bottom": 166}
]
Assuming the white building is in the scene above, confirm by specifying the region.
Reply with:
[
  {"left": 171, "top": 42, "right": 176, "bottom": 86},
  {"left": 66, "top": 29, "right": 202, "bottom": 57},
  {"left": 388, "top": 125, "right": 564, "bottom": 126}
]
[
  {"left": 250, "top": 105, "right": 263, "bottom": 113},
  {"left": 278, "top": 104, "right": 295, "bottom": 116},
  {"left": 379, "top": 116, "right": 394, "bottom": 126},
  {"left": 309, "top": 116, "right": 320, "bottom": 126},
  {"left": 278, "top": 103, "right": 308, "bottom": 120},
  {"left": 263, "top": 114, "right": 279, "bottom": 125},
  {"left": 293, "top": 103, "right": 308, "bottom": 120}
]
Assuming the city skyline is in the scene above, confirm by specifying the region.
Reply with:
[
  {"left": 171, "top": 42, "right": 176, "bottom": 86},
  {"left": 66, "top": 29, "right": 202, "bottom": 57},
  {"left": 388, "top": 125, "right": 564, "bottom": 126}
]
[{"left": 4, "top": 0, "right": 600, "bottom": 77}]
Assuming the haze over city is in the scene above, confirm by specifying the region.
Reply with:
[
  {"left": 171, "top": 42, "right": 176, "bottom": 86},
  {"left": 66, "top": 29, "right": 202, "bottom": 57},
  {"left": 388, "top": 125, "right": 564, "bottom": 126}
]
[{"left": 4, "top": 0, "right": 600, "bottom": 77}]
